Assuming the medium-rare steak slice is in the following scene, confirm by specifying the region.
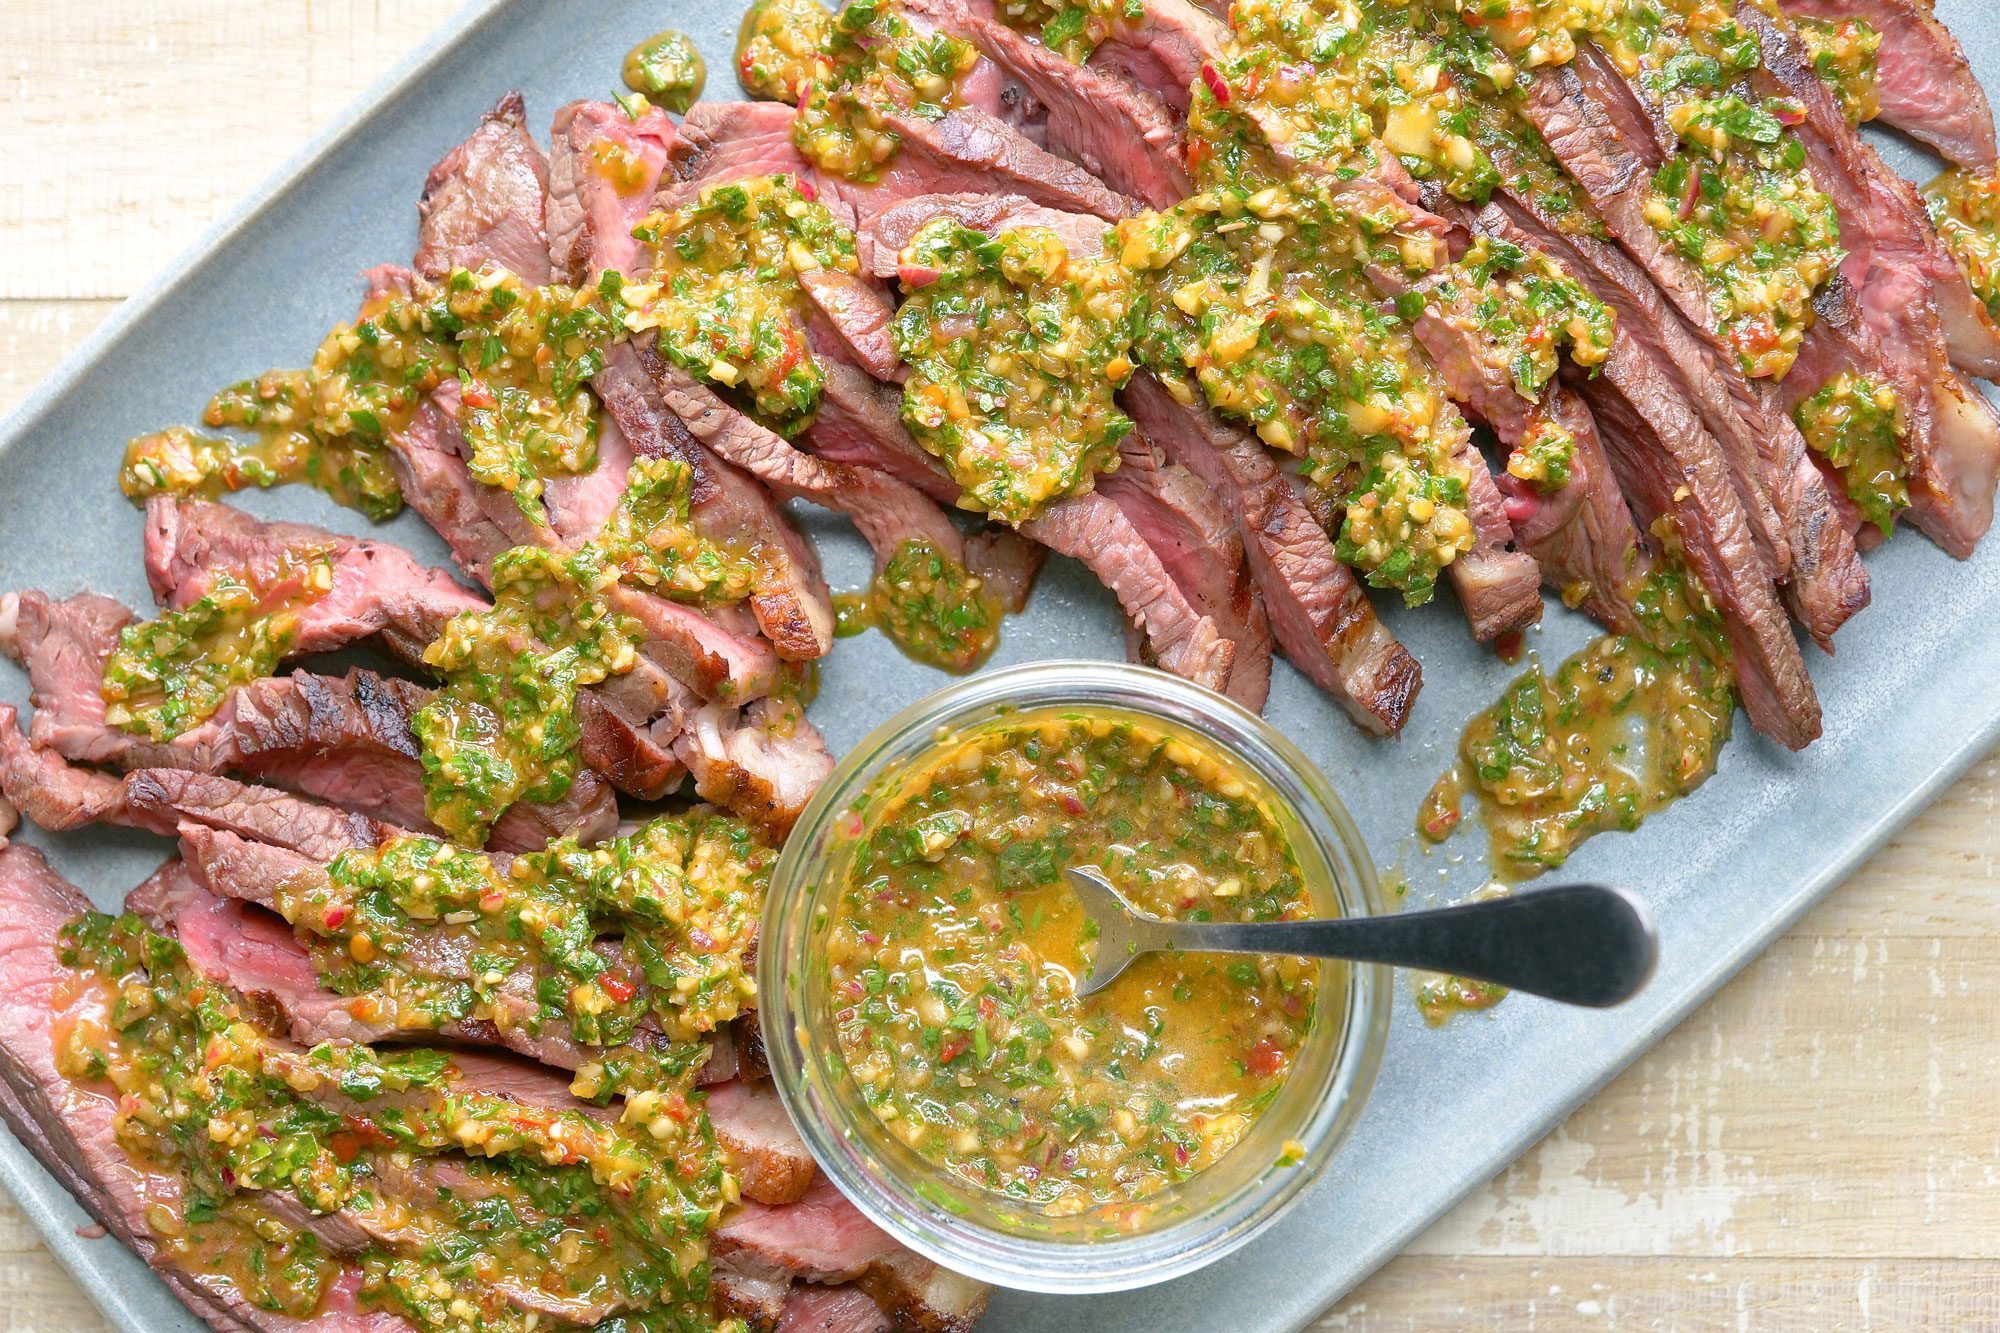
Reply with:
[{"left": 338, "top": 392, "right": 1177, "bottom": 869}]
[
  {"left": 1122, "top": 372, "right": 1423, "bottom": 733},
  {"left": 414, "top": 90, "right": 551, "bottom": 285},
  {"left": 0, "top": 840, "right": 418, "bottom": 1332},
  {"left": 858, "top": 193, "right": 1111, "bottom": 277},
  {"left": 1736, "top": 3, "right": 2000, "bottom": 554},
  {"left": 1561, "top": 325, "right": 1821, "bottom": 748},
  {"left": 1101, "top": 433, "right": 1272, "bottom": 707},
  {"left": 0, "top": 588, "right": 615, "bottom": 849},
  {"left": 136, "top": 856, "right": 815, "bottom": 1207},
  {"left": 1779, "top": 0, "right": 1998, "bottom": 168},
  {"left": 672, "top": 100, "right": 1137, "bottom": 228},
  {"left": 143, "top": 496, "right": 485, "bottom": 664},
  {"left": 1475, "top": 166, "right": 1869, "bottom": 648},
  {"left": 715, "top": 1176, "right": 991, "bottom": 1333},
  {"left": 902, "top": 0, "right": 1190, "bottom": 209}
]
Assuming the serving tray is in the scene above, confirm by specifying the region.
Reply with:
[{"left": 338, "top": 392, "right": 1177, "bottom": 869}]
[{"left": 1, "top": 3, "right": 1995, "bottom": 1328}]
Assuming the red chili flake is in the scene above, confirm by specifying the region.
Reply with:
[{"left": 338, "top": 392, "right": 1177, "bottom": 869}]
[
  {"left": 601, "top": 974, "right": 636, "bottom": 1004},
  {"left": 460, "top": 380, "right": 497, "bottom": 410},
  {"left": 479, "top": 888, "right": 506, "bottom": 912},
  {"left": 1773, "top": 101, "right": 1805, "bottom": 126},
  {"left": 939, "top": 1034, "right": 969, "bottom": 1064},
  {"left": 1422, "top": 806, "right": 1462, "bottom": 839},
  {"left": 1246, "top": 1038, "right": 1285, "bottom": 1077},
  {"left": 1058, "top": 792, "right": 1087, "bottom": 816},
  {"left": 978, "top": 996, "right": 997, "bottom": 1020},
  {"left": 1493, "top": 629, "right": 1526, "bottom": 665},
  {"left": 221, "top": 1167, "right": 237, "bottom": 1188},
  {"left": 897, "top": 262, "right": 942, "bottom": 288},
  {"left": 322, "top": 904, "right": 348, "bottom": 931},
  {"left": 796, "top": 175, "right": 817, "bottom": 203},
  {"left": 1172, "top": 1142, "right": 1191, "bottom": 1166},
  {"left": 1199, "top": 63, "right": 1232, "bottom": 106},
  {"left": 837, "top": 1006, "right": 856, "bottom": 1023}
]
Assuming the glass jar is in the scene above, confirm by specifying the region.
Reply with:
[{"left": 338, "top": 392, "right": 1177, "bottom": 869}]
[{"left": 759, "top": 660, "right": 1389, "bottom": 1293}]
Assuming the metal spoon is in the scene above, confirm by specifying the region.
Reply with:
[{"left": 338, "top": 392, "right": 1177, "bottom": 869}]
[{"left": 1065, "top": 868, "right": 1659, "bottom": 1007}]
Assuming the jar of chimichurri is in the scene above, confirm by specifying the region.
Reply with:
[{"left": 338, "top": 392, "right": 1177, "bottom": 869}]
[{"left": 761, "top": 662, "right": 1388, "bottom": 1292}]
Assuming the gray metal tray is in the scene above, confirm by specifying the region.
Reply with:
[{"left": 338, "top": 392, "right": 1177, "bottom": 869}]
[{"left": 1, "top": 2, "right": 1995, "bottom": 1328}]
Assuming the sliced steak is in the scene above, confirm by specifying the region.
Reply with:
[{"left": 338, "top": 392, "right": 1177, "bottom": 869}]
[
  {"left": 668, "top": 695, "right": 835, "bottom": 837},
  {"left": 1780, "top": 0, "right": 1997, "bottom": 167},
  {"left": 673, "top": 100, "right": 1136, "bottom": 228},
  {"left": 0, "top": 841, "right": 419, "bottom": 1333},
  {"left": 415, "top": 90, "right": 551, "bottom": 284},
  {"left": 0, "top": 590, "right": 612, "bottom": 849},
  {"left": 1100, "top": 434, "right": 1272, "bottom": 708},
  {"left": 705, "top": 1077, "right": 817, "bottom": 1207},
  {"left": 858, "top": 192, "right": 1110, "bottom": 278},
  {"left": 1122, "top": 372, "right": 1422, "bottom": 733},
  {"left": 780, "top": 1284, "right": 894, "bottom": 1333},
  {"left": 714, "top": 1176, "right": 991, "bottom": 1333},
  {"left": 0, "top": 704, "right": 176, "bottom": 837},
  {"left": 1562, "top": 328, "right": 1821, "bottom": 748},
  {"left": 1479, "top": 166, "right": 1869, "bottom": 646},
  {"left": 546, "top": 99, "right": 679, "bottom": 283},
  {"left": 1510, "top": 57, "right": 1881, "bottom": 645},
  {"left": 904, "top": 0, "right": 1189, "bottom": 209},
  {"left": 1737, "top": 3, "right": 2000, "bottom": 556},
  {"left": 144, "top": 496, "right": 486, "bottom": 664}
]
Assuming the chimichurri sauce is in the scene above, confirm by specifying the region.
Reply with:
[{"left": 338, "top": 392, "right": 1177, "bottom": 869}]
[
  {"left": 623, "top": 29, "right": 707, "bottom": 114},
  {"left": 825, "top": 709, "right": 1319, "bottom": 1223},
  {"left": 304, "top": 811, "right": 769, "bottom": 1045},
  {"left": 833, "top": 537, "right": 1006, "bottom": 673},
  {"left": 54, "top": 913, "right": 730, "bottom": 1331},
  {"left": 1421, "top": 556, "right": 1736, "bottom": 879},
  {"left": 894, "top": 219, "right": 1136, "bottom": 523},
  {"left": 792, "top": 0, "right": 979, "bottom": 182},
  {"left": 1927, "top": 164, "right": 2000, "bottom": 329},
  {"left": 1793, "top": 371, "right": 1907, "bottom": 535},
  {"left": 101, "top": 548, "right": 335, "bottom": 741},
  {"left": 737, "top": 0, "right": 836, "bottom": 102}
]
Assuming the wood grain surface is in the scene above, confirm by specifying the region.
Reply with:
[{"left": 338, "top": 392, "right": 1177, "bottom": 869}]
[{"left": 3, "top": 3, "right": 1997, "bottom": 1329}]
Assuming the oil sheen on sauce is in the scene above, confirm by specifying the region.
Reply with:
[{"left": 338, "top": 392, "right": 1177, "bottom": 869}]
[{"left": 823, "top": 707, "right": 1322, "bottom": 1228}]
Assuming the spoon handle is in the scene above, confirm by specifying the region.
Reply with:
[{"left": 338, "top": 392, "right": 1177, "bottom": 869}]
[{"left": 1172, "top": 883, "right": 1659, "bottom": 1008}]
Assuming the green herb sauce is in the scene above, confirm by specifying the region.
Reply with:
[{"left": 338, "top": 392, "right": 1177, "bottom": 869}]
[
  {"left": 793, "top": 0, "right": 979, "bottom": 182},
  {"left": 735, "top": 0, "right": 836, "bottom": 103},
  {"left": 1926, "top": 164, "right": 2000, "bottom": 328},
  {"left": 1793, "top": 14, "right": 1881, "bottom": 126},
  {"left": 826, "top": 709, "right": 1318, "bottom": 1224},
  {"left": 833, "top": 537, "right": 1005, "bottom": 673},
  {"left": 1793, "top": 371, "right": 1907, "bottom": 535},
  {"left": 893, "top": 218, "right": 1137, "bottom": 523},
  {"left": 100, "top": 549, "right": 334, "bottom": 741},
  {"left": 55, "top": 913, "right": 729, "bottom": 1331},
  {"left": 623, "top": 30, "right": 708, "bottom": 114},
  {"left": 1421, "top": 555, "right": 1736, "bottom": 878}
]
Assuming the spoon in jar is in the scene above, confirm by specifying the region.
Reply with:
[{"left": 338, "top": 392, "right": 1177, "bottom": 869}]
[{"left": 1064, "top": 868, "right": 1658, "bottom": 1007}]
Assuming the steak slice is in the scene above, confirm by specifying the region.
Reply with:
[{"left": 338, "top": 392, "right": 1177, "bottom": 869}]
[
  {"left": 0, "top": 705, "right": 176, "bottom": 838},
  {"left": 144, "top": 496, "right": 486, "bottom": 664},
  {"left": 904, "top": 0, "right": 1189, "bottom": 209},
  {"left": 1122, "top": 372, "right": 1424, "bottom": 733},
  {"left": 857, "top": 193, "right": 1111, "bottom": 278},
  {"left": 1779, "top": 0, "right": 1997, "bottom": 168},
  {"left": 1562, "top": 328, "right": 1821, "bottom": 748},
  {"left": 546, "top": 99, "right": 679, "bottom": 284},
  {"left": 672, "top": 100, "right": 1136, "bottom": 229},
  {"left": 714, "top": 1176, "right": 991, "bottom": 1333},
  {"left": 0, "top": 840, "right": 419, "bottom": 1332},
  {"left": 415, "top": 90, "right": 551, "bottom": 285},
  {"left": 779, "top": 1284, "right": 893, "bottom": 1333},
  {"left": 704, "top": 1077, "right": 818, "bottom": 1207},
  {"left": 0, "top": 588, "right": 614, "bottom": 849},
  {"left": 1737, "top": 4, "right": 2000, "bottom": 554},
  {"left": 1100, "top": 434, "right": 1272, "bottom": 708},
  {"left": 1509, "top": 60, "right": 1881, "bottom": 634}
]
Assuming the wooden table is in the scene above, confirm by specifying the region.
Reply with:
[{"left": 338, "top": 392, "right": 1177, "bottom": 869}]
[{"left": 3, "top": 3, "right": 1997, "bottom": 1327}]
